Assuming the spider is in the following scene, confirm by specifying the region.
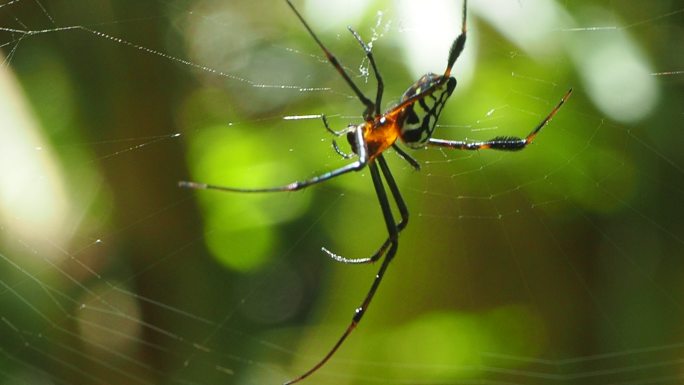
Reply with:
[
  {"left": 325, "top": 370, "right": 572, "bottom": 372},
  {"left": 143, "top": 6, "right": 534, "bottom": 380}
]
[{"left": 180, "top": 0, "right": 572, "bottom": 383}]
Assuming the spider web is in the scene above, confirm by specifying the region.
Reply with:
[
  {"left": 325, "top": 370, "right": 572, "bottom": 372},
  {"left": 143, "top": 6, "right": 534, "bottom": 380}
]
[{"left": 1, "top": 0, "right": 683, "bottom": 384}]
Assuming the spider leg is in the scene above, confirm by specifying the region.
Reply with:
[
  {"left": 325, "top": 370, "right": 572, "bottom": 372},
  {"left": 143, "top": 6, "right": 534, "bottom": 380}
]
[
  {"left": 348, "top": 27, "right": 384, "bottom": 116},
  {"left": 284, "top": 160, "right": 399, "bottom": 385},
  {"left": 428, "top": 88, "right": 573, "bottom": 151},
  {"left": 392, "top": 0, "right": 467, "bottom": 112},
  {"left": 444, "top": 0, "right": 467, "bottom": 78},
  {"left": 179, "top": 126, "right": 368, "bottom": 193},
  {"left": 392, "top": 144, "right": 421, "bottom": 171},
  {"left": 377, "top": 154, "right": 409, "bottom": 241},
  {"left": 320, "top": 115, "right": 355, "bottom": 159},
  {"left": 321, "top": 114, "right": 347, "bottom": 137},
  {"left": 286, "top": 0, "right": 375, "bottom": 120},
  {"left": 323, "top": 155, "right": 408, "bottom": 265},
  {"left": 331, "top": 139, "right": 355, "bottom": 159}
]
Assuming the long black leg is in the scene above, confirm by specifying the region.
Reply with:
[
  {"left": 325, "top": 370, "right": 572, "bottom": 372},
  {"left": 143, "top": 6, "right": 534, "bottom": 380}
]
[
  {"left": 179, "top": 126, "right": 368, "bottom": 193},
  {"left": 444, "top": 0, "right": 468, "bottom": 78},
  {"left": 323, "top": 155, "right": 408, "bottom": 265},
  {"left": 285, "top": 0, "right": 375, "bottom": 120},
  {"left": 348, "top": 27, "right": 384, "bottom": 116},
  {"left": 285, "top": 161, "right": 399, "bottom": 385},
  {"left": 377, "top": 155, "right": 409, "bottom": 237},
  {"left": 428, "top": 88, "right": 573, "bottom": 151},
  {"left": 393, "top": 0, "right": 467, "bottom": 111}
]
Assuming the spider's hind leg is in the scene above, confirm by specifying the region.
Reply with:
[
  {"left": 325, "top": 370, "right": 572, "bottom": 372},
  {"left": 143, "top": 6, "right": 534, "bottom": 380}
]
[{"left": 427, "top": 88, "right": 573, "bottom": 151}]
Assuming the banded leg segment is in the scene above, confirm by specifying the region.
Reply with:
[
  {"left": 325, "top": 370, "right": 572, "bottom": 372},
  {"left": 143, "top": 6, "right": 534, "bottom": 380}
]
[{"left": 428, "top": 88, "right": 573, "bottom": 151}]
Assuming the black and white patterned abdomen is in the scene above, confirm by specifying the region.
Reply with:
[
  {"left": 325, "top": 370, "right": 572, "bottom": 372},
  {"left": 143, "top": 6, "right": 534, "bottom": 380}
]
[{"left": 399, "top": 74, "right": 457, "bottom": 148}]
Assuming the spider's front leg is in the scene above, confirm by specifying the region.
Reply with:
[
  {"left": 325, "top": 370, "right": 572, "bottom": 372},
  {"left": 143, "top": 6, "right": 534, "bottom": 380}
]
[
  {"left": 179, "top": 126, "right": 369, "bottom": 193},
  {"left": 322, "top": 154, "right": 408, "bottom": 264},
  {"left": 285, "top": 156, "right": 401, "bottom": 385}
]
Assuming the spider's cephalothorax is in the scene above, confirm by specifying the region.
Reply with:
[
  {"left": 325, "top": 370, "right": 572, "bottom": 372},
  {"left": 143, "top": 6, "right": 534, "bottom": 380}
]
[
  {"left": 399, "top": 74, "right": 457, "bottom": 148},
  {"left": 346, "top": 73, "right": 458, "bottom": 158},
  {"left": 179, "top": 0, "right": 572, "bottom": 383}
]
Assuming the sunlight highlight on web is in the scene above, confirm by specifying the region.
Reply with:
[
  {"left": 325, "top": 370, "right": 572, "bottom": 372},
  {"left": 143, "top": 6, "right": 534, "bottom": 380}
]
[{"left": 0, "top": 58, "right": 73, "bottom": 258}]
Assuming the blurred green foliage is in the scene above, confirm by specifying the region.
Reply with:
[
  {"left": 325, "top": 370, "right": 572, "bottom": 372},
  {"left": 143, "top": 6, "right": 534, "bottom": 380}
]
[{"left": 1, "top": 1, "right": 683, "bottom": 385}]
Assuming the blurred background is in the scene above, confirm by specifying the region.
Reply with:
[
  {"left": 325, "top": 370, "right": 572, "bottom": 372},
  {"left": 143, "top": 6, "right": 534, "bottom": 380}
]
[{"left": 1, "top": 0, "right": 683, "bottom": 384}]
